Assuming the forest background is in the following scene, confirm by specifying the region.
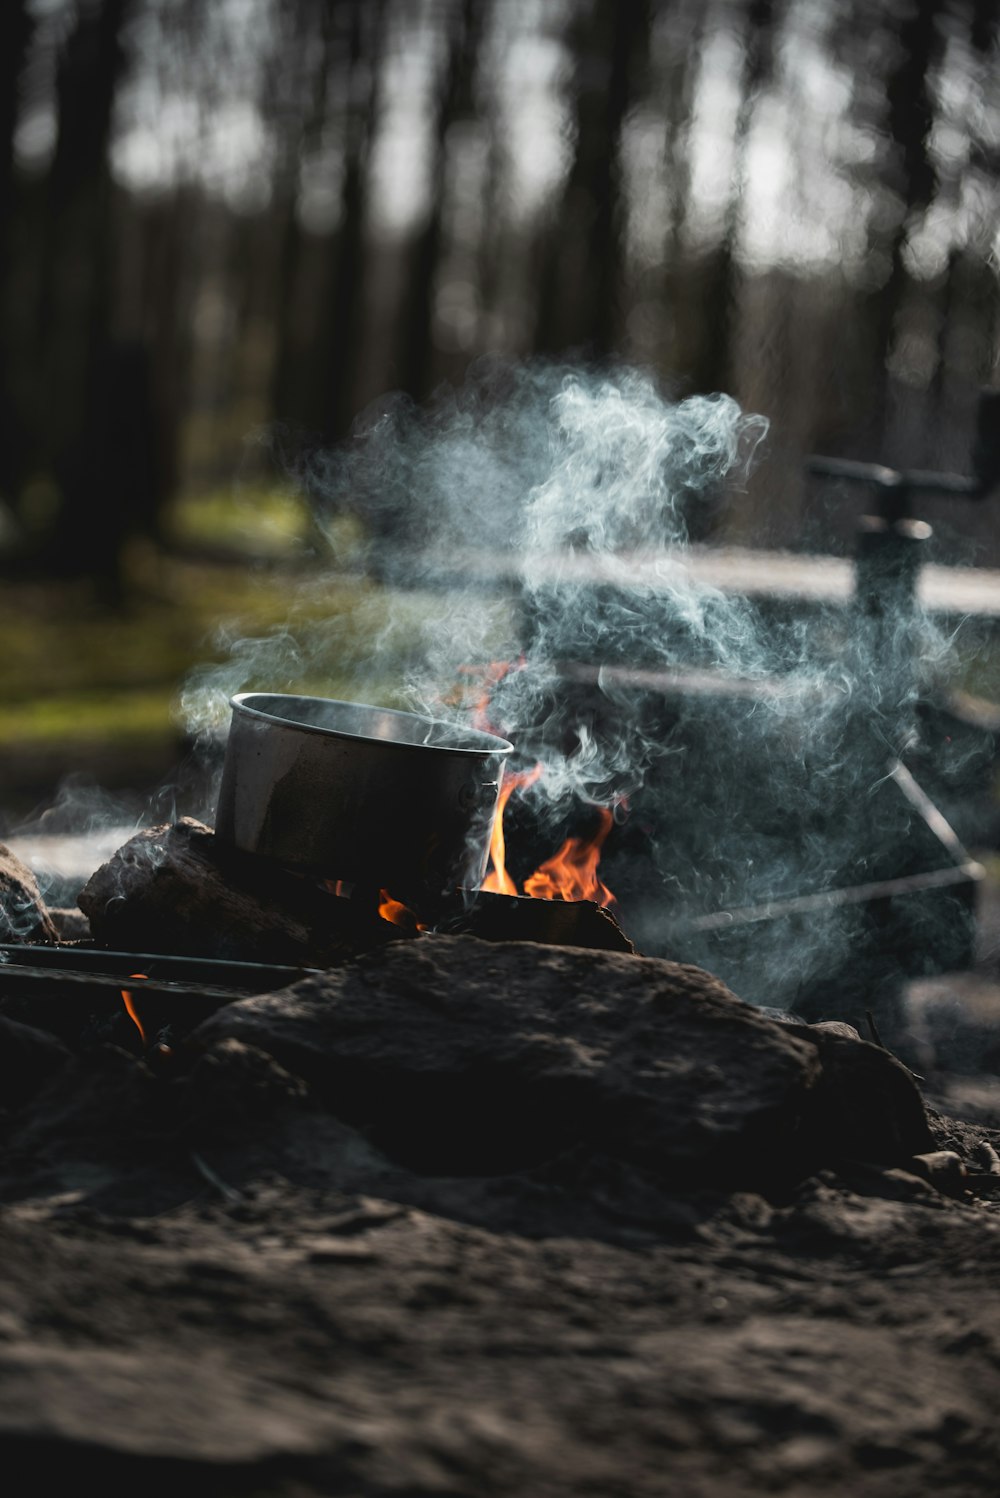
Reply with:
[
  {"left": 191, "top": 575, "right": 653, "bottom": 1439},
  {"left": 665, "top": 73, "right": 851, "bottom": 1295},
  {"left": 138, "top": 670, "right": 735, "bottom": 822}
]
[{"left": 1, "top": 0, "right": 998, "bottom": 823}]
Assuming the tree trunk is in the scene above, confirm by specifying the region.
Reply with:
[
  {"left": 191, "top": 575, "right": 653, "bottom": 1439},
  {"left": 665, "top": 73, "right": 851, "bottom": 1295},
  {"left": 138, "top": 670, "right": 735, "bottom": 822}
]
[
  {"left": 322, "top": 0, "right": 387, "bottom": 441},
  {"left": 0, "top": 0, "right": 36, "bottom": 507},
  {"left": 534, "top": 1, "right": 651, "bottom": 360},
  {"left": 34, "top": 0, "right": 139, "bottom": 602},
  {"left": 397, "top": 0, "right": 484, "bottom": 405},
  {"left": 864, "top": 0, "right": 944, "bottom": 457}
]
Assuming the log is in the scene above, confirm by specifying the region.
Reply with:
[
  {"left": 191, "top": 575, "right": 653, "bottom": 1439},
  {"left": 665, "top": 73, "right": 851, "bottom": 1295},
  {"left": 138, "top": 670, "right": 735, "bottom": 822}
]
[
  {"left": 77, "top": 819, "right": 636, "bottom": 967},
  {"left": 439, "top": 888, "right": 635, "bottom": 953},
  {"left": 0, "top": 842, "right": 59, "bottom": 944},
  {"left": 77, "top": 818, "right": 394, "bottom": 967}
]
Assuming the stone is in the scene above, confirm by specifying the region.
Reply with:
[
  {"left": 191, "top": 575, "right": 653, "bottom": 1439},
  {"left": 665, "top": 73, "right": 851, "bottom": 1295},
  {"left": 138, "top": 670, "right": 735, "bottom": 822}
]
[
  {"left": 0, "top": 842, "right": 59, "bottom": 944},
  {"left": 0, "top": 1013, "right": 72, "bottom": 1112},
  {"left": 194, "top": 934, "right": 832, "bottom": 1185}
]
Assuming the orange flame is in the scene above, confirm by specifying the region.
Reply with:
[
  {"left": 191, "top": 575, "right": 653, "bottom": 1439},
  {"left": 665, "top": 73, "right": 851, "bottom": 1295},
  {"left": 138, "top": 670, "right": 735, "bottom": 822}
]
[
  {"left": 121, "top": 974, "right": 149, "bottom": 1046},
  {"left": 460, "top": 660, "right": 618, "bottom": 909},
  {"left": 482, "top": 762, "right": 544, "bottom": 894},
  {"left": 523, "top": 807, "right": 616, "bottom": 905},
  {"left": 481, "top": 766, "right": 617, "bottom": 908},
  {"left": 378, "top": 890, "right": 425, "bottom": 931}
]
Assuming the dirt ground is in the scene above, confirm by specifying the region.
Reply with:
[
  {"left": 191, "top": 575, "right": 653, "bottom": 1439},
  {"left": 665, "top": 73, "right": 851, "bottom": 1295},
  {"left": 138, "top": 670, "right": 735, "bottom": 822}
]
[{"left": 2, "top": 882, "right": 1000, "bottom": 1497}]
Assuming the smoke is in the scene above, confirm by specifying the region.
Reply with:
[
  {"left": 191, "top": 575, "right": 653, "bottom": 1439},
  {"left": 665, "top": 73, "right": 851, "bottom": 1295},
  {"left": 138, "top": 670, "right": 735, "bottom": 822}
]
[
  {"left": 295, "top": 361, "right": 777, "bottom": 801},
  {"left": 4, "top": 774, "right": 150, "bottom": 911},
  {"left": 177, "top": 357, "right": 969, "bottom": 1010}
]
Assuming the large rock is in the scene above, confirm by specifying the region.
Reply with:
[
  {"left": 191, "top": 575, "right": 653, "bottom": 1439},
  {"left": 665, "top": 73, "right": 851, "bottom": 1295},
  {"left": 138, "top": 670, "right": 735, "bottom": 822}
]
[{"left": 192, "top": 935, "right": 933, "bottom": 1185}]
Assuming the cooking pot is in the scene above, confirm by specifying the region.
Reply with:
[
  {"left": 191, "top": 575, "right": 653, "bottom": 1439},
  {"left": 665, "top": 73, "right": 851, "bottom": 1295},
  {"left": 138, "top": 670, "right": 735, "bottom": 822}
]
[{"left": 214, "top": 692, "right": 513, "bottom": 900}]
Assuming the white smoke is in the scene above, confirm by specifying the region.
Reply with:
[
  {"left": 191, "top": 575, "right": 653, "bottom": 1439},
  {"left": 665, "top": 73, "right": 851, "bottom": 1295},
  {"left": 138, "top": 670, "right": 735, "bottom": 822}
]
[{"left": 176, "top": 358, "right": 964, "bottom": 1007}]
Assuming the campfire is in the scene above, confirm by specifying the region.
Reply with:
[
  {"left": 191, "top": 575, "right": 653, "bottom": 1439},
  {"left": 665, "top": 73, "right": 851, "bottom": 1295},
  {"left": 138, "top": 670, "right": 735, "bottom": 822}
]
[
  {"left": 0, "top": 681, "right": 641, "bottom": 1073},
  {"left": 2, "top": 621, "right": 999, "bottom": 1496},
  {"left": 1, "top": 746, "right": 995, "bottom": 1209},
  {"left": 5, "top": 369, "right": 1000, "bottom": 1498},
  {"left": 0, "top": 367, "right": 989, "bottom": 1139},
  {"left": 0, "top": 651, "right": 983, "bottom": 1061}
]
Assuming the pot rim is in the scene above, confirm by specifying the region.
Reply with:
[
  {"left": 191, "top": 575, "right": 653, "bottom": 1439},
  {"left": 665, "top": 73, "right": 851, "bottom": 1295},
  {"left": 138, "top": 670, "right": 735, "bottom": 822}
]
[{"left": 229, "top": 691, "right": 514, "bottom": 758}]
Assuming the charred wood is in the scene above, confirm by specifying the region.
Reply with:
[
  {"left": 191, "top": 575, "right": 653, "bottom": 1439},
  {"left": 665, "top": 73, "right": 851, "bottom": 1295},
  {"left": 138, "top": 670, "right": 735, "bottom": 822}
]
[{"left": 77, "top": 818, "right": 393, "bottom": 967}]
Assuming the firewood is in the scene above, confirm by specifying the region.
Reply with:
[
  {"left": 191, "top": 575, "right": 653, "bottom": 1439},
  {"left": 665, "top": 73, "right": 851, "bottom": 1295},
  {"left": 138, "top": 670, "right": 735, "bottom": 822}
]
[
  {"left": 436, "top": 889, "right": 635, "bottom": 952},
  {"left": 77, "top": 818, "right": 394, "bottom": 967}
]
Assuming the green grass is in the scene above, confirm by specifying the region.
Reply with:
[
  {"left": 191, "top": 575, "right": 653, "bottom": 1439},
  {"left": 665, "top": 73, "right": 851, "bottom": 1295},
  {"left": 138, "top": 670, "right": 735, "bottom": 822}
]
[
  {"left": 0, "top": 689, "right": 174, "bottom": 747},
  {"left": 0, "top": 544, "right": 496, "bottom": 767},
  {"left": 163, "top": 483, "right": 311, "bottom": 555},
  {"left": 163, "top": 481, "right": 369, "bottom": 563},
  {"left": 0, "top": 551, "right": 374, "bottom": 754}
]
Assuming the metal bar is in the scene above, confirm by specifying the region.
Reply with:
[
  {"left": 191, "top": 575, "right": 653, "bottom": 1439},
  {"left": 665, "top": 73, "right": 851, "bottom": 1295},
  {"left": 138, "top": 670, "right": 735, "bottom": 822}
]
[
  {"left": 0, "top": 944, "right": 322, "bottom": 986},
  {"left": 667, "top": 859, "right": 984, "bottom": 935},
  {"left": 806, "top": 455, "right": 983, "bottom": 499},
  {"left": 0, "top": 964, "right": 274, "bottom": 1000}
]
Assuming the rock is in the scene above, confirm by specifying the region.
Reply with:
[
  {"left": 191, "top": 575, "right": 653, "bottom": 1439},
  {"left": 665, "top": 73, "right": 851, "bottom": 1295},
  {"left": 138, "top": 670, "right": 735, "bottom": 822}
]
[
  {"left": 47, "top": 907, "right": 91, "bottom": 941},
  {"left": 0, "top": 842, "right": 59, "bottom": 944},
  {"left": 5, "top": 1044, "right": 176, "bottom": 1163},
  {"left": 908, "top": 1150, "right": 968, "bottom": 1196},
  {"left": 191, "top": 936, "right": 939, "bottom": 1186},
  {"left": 172, "top": 1037, "right": 311, "bottom": 1144},
  {"left": 194, "top": 935, "right": 829, "bottom": 1186},
  {"left": 0, "top": 1013, "right": 72, "bottom": 1112},
  {"left": 788, "top": 1021, "right": 936, "bottom": 1166}
]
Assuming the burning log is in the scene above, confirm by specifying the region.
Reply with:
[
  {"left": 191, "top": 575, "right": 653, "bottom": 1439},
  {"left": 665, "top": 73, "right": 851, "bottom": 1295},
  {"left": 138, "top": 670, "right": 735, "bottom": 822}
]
[
  {"left": 440, "top": 888, "right": 634, "bottom": 953},
  {"left": 76, "top": 814, "right": 635, "bottom": 967},
  {"left": 0, "top": 842, "right": 59, "bottom": 944},
  {"left": 77, "top": 818, "right": 394, "bottom": 966}
]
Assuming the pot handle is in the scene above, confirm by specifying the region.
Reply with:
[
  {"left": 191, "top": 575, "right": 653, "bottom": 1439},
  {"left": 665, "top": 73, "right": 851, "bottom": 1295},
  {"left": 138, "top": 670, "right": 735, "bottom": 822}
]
[{"left": 459, "top": 779, "right": 499, "bottom": 811}]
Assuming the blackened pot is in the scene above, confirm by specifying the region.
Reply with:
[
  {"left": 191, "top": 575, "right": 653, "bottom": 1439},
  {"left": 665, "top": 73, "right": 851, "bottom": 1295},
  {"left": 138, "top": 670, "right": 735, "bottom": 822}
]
[{"left": 214, "top": 692, "right": 513, "bottom": 900}]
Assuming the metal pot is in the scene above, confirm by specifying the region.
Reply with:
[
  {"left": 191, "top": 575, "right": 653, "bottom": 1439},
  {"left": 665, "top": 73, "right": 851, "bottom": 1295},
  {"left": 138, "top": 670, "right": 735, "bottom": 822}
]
[{"left": 214, "top": 692, "right": 513, "bottom": 899}]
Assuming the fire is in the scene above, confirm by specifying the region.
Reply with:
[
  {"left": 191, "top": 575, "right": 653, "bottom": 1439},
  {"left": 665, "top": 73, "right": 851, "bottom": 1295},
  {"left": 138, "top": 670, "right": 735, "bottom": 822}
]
[
  {"left": 481, "top": 762, "right": 543, "bottom": 895},
  {"left": 121, "top": 974, "right": 149, "bottom": 1046},
  {"left": 523, "top": 807, "right": 616, "bottom": 905},
  {"left": 466, "top": 658, "right": 618, "bottom": 908},
  {"left": 483, "top": 767, "right": 617, "bottom": 908},
  {"left": 378, "top": 890, "right": 425, "bottom": 931}
]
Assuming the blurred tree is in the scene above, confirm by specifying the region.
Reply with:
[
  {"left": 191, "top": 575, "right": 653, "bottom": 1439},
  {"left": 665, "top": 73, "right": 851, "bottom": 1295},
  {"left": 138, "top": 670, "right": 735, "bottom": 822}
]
[
  {"left": 268, "top": 0, "right": 340, "bottom": 431},
  {"left": 686, "top": 0, "right": 779, "bottom": 398},
  {"left": 0, "top": 0, "right": 36, "bottom": 509},
  {"left": 33, "top": 0, "right": 146, "bottom": 603},
  {"left": 397, "top": 0, "right": 486, "bottom": 404},
  {"left": 865, "top": 0, "right": 945, "bottom": 451},
  {"left": 318, "top": 0, "right": 387, "bottom": 440},
  {"left": 660, "top": 0, "right": 704, "bottom": 374},
  {"left": 534, "top": 0, "right": 652, "bottom": 358},
  {"left": 950, "top": 0, "right": 1000, "bottom": 394},
  {"left": 0, "top": 0, "right": 998, "bottom": 582}
]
